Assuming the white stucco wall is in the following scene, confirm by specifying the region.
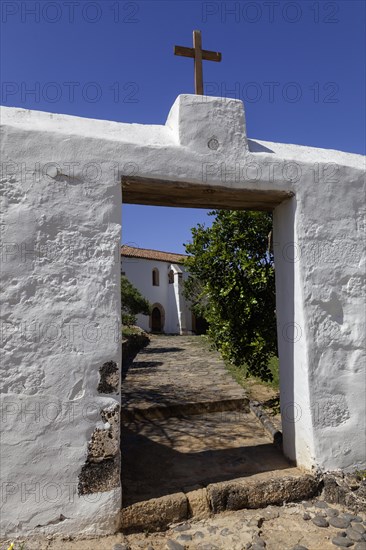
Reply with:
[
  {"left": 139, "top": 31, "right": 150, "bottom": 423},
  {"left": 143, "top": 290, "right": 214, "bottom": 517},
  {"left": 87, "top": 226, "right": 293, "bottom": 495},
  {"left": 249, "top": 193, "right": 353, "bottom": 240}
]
[
  {"left": 121, "top": 255, "right": 192, "bottom": 334},
  {"left": 1, "top": 94, "right": 365, "bottom": 536},
  {"left": 0, "top": 115, "right": 122, "bottom": 536}
]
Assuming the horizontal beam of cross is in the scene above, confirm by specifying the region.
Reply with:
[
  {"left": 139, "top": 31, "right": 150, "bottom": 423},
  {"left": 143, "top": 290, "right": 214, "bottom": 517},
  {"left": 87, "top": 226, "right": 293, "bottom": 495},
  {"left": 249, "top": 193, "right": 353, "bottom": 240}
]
[{"left": 174, "top": 45, "right": 222, "bottom": 63}]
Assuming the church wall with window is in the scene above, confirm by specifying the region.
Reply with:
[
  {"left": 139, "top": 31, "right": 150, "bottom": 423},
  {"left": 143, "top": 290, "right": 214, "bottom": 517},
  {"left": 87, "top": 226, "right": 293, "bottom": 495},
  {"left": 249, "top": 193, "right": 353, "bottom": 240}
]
[{"left": 121, "top": 246, "right": 193, "bottom": 334}]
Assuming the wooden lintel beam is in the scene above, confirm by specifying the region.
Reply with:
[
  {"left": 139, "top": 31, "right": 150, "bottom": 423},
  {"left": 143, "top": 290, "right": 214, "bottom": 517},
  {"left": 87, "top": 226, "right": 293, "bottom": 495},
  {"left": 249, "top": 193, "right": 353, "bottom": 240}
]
[{"left": 121, "top": 176, "right": 294, "bottom": 212}]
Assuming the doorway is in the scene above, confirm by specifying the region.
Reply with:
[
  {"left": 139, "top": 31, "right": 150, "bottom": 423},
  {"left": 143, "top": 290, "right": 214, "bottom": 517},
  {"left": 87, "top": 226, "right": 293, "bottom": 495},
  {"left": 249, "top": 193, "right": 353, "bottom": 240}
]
[
  {"left": 151, "top": 306, "right": 162, "bottom": 332},
  {"left": 121, "top": 174, "right": 300, "bottom": 523},
  {"left": 149, "top": 303, "right": 165, "bottom": 333}
]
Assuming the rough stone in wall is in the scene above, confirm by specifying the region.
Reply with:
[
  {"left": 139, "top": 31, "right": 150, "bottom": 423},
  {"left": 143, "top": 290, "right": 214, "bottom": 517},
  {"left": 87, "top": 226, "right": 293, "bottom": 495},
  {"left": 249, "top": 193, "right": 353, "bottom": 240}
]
[
  {"left": 88, "top": 405, "right": 120, "bottom": 461},
  {"left": 78, "top": 458, "right": 120, "bottom": 495},
  {"left": 78, "top": 404, "right": 120, "bottom": 495},
  {"left": 98, "top": 360, "right": 120, "bottom": 394}
]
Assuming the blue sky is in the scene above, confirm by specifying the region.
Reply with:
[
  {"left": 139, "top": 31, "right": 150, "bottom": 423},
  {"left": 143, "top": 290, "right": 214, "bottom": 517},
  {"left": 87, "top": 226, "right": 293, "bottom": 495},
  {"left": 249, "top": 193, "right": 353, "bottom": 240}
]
[{"left": 1, "top": 0, "right": 365, "bottom": 253}]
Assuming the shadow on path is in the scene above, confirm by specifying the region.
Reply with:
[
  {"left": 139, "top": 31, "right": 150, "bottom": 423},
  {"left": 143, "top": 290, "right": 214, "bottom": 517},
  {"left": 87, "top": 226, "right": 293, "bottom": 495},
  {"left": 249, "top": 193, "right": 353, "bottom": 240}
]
[{"left": 122, "top": 423, "right": 290, "bottom": 506}]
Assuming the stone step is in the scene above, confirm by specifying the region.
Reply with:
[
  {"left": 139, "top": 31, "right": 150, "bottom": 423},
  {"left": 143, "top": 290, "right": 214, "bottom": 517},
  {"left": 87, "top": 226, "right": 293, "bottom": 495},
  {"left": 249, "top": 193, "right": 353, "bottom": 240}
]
[
  {"left": 121, "top": 396, "right": 250, "bottom": 421},
  {"left": 120, "top": 469, "right": 320, "bottom": 533}
]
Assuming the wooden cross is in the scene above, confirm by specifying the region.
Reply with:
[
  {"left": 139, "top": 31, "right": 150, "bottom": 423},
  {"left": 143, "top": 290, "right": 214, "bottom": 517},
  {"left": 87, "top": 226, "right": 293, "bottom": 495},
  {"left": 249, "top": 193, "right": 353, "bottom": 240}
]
[{"left": 174, "top": 30, "right": 222, "bottom": 95}]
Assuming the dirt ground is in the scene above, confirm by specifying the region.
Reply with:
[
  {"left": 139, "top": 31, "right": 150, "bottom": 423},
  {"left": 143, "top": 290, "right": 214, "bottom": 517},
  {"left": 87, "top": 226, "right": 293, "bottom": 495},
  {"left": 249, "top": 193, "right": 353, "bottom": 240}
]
[{"left": 3, "top": 500, "right": 366, "bottom": 550}]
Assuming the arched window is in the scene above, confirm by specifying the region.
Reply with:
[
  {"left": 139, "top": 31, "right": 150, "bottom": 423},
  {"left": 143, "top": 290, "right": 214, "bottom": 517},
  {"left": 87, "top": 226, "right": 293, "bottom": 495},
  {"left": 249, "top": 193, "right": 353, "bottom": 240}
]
[
  {"left": 152, "top": 268, "right": 159, "bottom": 286},
  {"left": 168, "top": 269, "right": 174, "bottom": 284}
]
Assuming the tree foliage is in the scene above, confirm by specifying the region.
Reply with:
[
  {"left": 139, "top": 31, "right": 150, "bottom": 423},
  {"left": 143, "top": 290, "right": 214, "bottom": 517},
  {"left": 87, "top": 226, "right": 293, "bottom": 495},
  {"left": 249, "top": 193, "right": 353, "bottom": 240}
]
[
  {"left": 121, "top": 275, "right": 151, "bottom": 326},
  {"left": 184, "top": 210, "right": 277, "bottom": 381}
]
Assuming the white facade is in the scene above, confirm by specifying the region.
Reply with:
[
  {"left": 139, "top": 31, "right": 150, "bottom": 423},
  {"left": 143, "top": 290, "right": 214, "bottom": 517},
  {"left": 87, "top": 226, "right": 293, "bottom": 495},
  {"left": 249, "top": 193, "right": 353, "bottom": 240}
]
[
  {"left": 0, "top": 95, "right": 365, "bottom": 537},
  {"left": 121, "top": 248, "right": 193, "bottom": 334}
]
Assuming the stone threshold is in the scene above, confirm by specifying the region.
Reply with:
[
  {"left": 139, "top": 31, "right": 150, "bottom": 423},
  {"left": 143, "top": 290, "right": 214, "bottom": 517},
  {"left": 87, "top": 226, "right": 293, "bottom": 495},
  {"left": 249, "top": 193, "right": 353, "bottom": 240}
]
[
  {"left": 120, "top": 469, "right": 320, "bottom": 533},
  {"left": 121, "top": 397, "right": 250, "bottom": 422}
]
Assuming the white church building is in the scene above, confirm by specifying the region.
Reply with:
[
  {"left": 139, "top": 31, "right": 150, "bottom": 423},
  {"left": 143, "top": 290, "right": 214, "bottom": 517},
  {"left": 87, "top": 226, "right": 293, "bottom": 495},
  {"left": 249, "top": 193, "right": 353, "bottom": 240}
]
[{"left": 121, "top": 245, "right": 194, "bottom": 334}]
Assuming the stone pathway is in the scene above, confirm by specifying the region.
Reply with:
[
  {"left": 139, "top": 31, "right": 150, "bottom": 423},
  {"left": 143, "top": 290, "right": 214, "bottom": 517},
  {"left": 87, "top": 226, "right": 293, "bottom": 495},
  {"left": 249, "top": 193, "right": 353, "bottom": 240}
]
[
  {"left": 121, "top": 335, "right": 249, "bottom": 419},
  {"left": 121, "top": 409, "right": 303, "bottom": 509},
  {"left": 121, "top": 335, "right": 316, "bottom": 528}
]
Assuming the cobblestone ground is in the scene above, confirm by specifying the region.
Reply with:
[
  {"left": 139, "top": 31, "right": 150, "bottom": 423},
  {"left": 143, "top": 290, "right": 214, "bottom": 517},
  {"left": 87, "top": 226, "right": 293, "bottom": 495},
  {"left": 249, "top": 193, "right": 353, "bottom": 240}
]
[
  {"left": 4, "top": 500, "right": 366, "bottom": 550},
  {"left": 123, "top": 501, "right": 366, "bottom": 550}
]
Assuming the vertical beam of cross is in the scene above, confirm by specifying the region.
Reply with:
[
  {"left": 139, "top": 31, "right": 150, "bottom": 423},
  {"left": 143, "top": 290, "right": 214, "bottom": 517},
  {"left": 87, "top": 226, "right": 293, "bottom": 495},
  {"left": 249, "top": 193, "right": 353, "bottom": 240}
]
[
  {"left": 174, "top": 30, "right": 222, "bottom": 95},
  {"left": 193, "top": 30, "right": 203, "bottom": 95}
]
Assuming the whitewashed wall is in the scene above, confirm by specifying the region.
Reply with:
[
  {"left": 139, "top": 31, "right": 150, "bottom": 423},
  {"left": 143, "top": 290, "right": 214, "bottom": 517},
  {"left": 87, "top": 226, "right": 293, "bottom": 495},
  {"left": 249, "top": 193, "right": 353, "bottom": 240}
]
[
  {"left": 0, "top": 110, "right": 123, "bottom": 537},
  {"left": 1, "top": 95, "right": 364, "bottom": 537}
]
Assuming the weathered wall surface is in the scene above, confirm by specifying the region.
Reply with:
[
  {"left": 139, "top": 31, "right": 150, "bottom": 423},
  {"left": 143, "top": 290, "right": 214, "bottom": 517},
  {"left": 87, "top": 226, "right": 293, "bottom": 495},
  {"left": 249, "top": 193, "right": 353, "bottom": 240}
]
[
  {"left": 0, "top": 112, "right": 122, "bottom": 536},
  {"left": 291, "top": 159, "right": 366, "bottom": 471},
  {"left": 0, "top": 95, "right": 365, "bottom": 536},
  {"left": 272, "top": 144, "right": 365, "bottom": 470}
]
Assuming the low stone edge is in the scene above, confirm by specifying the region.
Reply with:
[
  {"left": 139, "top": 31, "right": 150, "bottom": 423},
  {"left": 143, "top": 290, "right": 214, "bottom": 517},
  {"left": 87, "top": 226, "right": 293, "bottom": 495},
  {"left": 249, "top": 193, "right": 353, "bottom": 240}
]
[
  {"left": 120, "top": 473, "right": 320, "bottom": 533},
  {"left": 207, "top": 473, "right": 319, "bottom": 514}
]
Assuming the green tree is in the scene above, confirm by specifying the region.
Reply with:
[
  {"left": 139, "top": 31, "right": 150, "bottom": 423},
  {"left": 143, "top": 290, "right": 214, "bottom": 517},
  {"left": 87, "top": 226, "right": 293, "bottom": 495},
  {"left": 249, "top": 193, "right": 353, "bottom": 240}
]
[
  {"left": 121, "top": 275, "right": 151, "bottom": 326},
  {"left": 184, "top": 210, "right": 277, "bottom": 381}
]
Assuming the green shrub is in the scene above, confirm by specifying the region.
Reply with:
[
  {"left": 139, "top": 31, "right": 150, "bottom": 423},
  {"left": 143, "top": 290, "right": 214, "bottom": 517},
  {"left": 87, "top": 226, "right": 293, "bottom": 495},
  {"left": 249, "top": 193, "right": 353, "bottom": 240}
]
[
  {"left": 184, "top": 210, "right": 277, "bottom": 382},
  {"left": 121, "top": 275, "right": 151, "bottom": 326}
]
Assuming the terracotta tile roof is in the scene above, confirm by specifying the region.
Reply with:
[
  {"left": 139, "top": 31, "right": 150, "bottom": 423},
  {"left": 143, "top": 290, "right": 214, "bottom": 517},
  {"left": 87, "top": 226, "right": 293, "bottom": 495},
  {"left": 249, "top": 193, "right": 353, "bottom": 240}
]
[{"left": 121, "top": 245, "right": 187, "bottom": 264}]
